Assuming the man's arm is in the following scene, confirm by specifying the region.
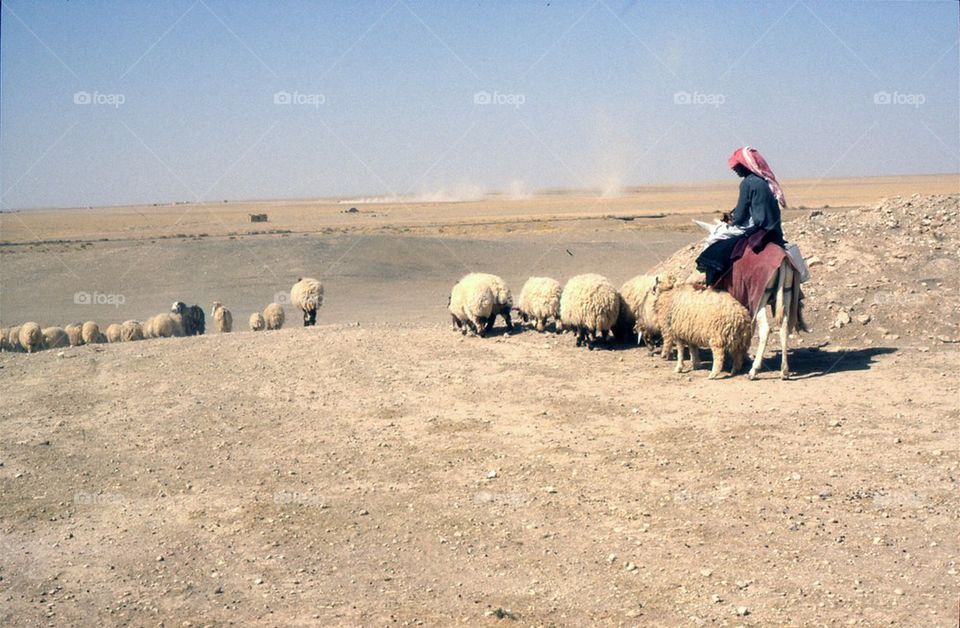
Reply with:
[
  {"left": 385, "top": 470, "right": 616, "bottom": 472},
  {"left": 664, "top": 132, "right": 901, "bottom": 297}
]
[{"left": 730, "top": 178, "right": 751, "bottom": 226}]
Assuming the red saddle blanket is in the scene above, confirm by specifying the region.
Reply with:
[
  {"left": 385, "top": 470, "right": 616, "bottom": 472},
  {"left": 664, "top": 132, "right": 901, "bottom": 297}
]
[{"left": 716, "top": 243, "right": 786, "bottom": 318}]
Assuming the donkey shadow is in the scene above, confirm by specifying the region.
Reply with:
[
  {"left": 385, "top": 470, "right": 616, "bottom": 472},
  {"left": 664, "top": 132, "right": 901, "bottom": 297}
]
[{"left": 756, "top": 346, "right": 897, "bottom": 379}]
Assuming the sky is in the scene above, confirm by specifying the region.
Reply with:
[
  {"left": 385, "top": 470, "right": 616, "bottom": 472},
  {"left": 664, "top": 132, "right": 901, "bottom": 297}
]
[{"left": 1, "top": 0, "right": 958, "bottom": 210}]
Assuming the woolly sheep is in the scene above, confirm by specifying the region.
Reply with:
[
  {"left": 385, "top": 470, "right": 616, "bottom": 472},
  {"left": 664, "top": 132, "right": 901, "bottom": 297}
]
[
  {"left": 249, "top": 312, "right": 266, "bottom": 331},
  {"left": 560, "top": 273, "right": 621, "bottom": 349},
  {"left": 517, "top": 276, "right": 562, "bottom": 332},
  {"left": 263, "top": 303, "right": 285, "bottom": 330},
  {"left": 80, "top": 321, "right": 101, "bottom": 345},
  {"left": 211, "top": 301, "right": 233, "bottom": 333},
  {"left": 449, "top": 274, "right": 496, "bottom": 337},
  {"left": 18, "top": 322, "right": 43, "bottom": 353},
  {"left": 6, "top": 326, "right": 24, "bottom": 352},
  {"left": 42, "top": 327, "right": 69, "bottom": 350},
  {"left": 171, "top": 302, "right": 205, "bottom": 336},
  {"left": 65, "top": 323, "right": 84, "bottom": 347},
  {"left": 290, "top": 278, "right": 324, "bottom": 327},
  {"left": 616, "top": 274, "right": 662, "bottom": 350},
  {"left": 105, "top": 323, "right": 123, "bottom": 343},
  {"left": 0, "top": 327, "right": 10, "bottom": 352},
  {"left": 462, "top": 272, "right": 513, "bottom": 332},
  {"left": 120, "top": 320, "right": 144, "bottom": 342},
  {"left": 145, "top": 313, "right": 184, "bottom": 339},
  {"left": 652, "top": 278, "right": 752, "bottom": 379}
]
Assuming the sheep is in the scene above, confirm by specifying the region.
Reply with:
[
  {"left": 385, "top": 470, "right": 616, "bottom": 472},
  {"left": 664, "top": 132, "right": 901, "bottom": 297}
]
[
  {"left": 120, "top": 320, "right": 144, "bottom": 342},
  {"left": 652, "top": 278, "right": 752, "bottom": 379},
  {"left": 249, "top": 312, "right": 266, "bottom": 331},
  {"left": 171, "top": 302, "right": 205, "bottom": 336},
  {"left": 145, "top": 313, "right": 184, "bottom": 339},
  {"left": 616, "top": 274, "right": 662, "bottom": 351},
  {"left": 0, "top": 327, "right": 8, "bottom": 352},
  {"left": 18, "top": 322, "right": 44, "bottom": 353},
  {"left": 81, "top": 321, "right": 103, "bottom": 344},
  {"left": 105, "top": 323, "right": 123, "bottom": 343},
  {"left": 448, "top": 274, "right": 496, "bottom": 337},
  {"left": 559, "top": 274, "right": 620, "bottom": 349},
  {"left": 290, "top": 278, "right": 324, "bottom": 327},
  {"left": 263, "top": 303, "right": 285, "bottom": 330},
  {"left": 42, "top": 327, "right": 70, "bottom": 350},
  {"left": 462, "top": 273, "right": 513, "bottom": 333},
  {"left": 211, "top": 302, "right": 233, "bottom": 333},
  {"left": 6, "top": 326, "right": 24, "bottom": 352},
  {"left": 65, "top": 323, "right": 84, "bottom": 347},
  {"left": 516, "top": 277, "right": 562, "bottom": 332}
]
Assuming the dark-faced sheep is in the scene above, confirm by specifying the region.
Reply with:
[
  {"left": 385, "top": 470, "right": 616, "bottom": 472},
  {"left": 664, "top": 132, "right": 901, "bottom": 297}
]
[{"left": 171, "top": 302, "right": 205, "bottom": 336}]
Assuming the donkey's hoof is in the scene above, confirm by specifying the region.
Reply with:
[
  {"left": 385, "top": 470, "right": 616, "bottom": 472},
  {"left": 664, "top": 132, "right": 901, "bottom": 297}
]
[
  {"left": 780, "top": 371, "right": 791, "bottom": 380},
  {"left": 748, "top": 369, "right": 758, "bottom": 380}
]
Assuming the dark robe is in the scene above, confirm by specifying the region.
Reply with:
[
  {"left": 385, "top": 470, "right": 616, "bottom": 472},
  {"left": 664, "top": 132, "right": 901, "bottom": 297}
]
[{"left": 696, "top": 173, "right": 786, "bottom": 285}]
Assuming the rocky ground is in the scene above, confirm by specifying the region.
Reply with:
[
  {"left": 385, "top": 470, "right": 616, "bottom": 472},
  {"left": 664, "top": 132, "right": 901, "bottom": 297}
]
[{"left": 0, "top": 194, "right": 958, "bottom": 626}]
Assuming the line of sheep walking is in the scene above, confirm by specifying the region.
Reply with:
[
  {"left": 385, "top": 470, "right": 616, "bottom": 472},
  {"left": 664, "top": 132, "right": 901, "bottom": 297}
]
[
  {"left": 450, "top": 271, "right": 755, "bottom": 379},
  {"left": 0, "top": 278, "right": 324, "bottom": 354}
]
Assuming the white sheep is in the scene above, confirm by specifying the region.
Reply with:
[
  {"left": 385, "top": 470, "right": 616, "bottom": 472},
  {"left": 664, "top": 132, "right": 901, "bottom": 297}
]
[
  {"left": 617, "top": 274, "right": 662, "bottom": 351},
  {"left": 211, "top": 302, "right": 233, "bottom": 333},
  {"left": 263, "top": 303, "right": 285, "bottom": 330},
  {"left": 463, "top": 272, "right": 513, "bottom": 333},
  {"left": 18, "top": 322, "right": 44, "bottom": 353},
  {"left": 652, "top": 278, "right": 752, "bottom": 379},
  {"left": 0, "top": 327, "right": 9, "bottom": 352},
  {"left": 81, "top": 321, "right": 103, "bottom": 344},
  {"left": 249, "top": 312, "right": 266, "bottom": 331},
  {"left": 449, "top": 274, "right": 496, "bottom": 336},
  {"left": 64, "top": 323, "right": 84, "bottom": 347},
  {"left": 144, "top": 313, "right": 184, "bottom": 339},
  {"left": 517, "top": 276, "right": 562, "bottom": 332},
  {"left": 560, "top": 274, "right": 621, "bottom": 349},
  {"left": 6, "top": 326, "right": 24, "bottom": 352},
  {"left": 290, "top": 278, "right": 324, "bottom": 327},
  {"left": 105, "top": 323, "right": 123, "bottom": 343},
  {"left": 120, "top": 320, "right": 144, "bottom": 342},
  {"left": 42, "top": 327, "right": 70, "bottom": 350}
]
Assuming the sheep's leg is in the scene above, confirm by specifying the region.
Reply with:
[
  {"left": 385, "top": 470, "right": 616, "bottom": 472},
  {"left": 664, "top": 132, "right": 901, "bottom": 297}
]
[
  {"left": 451, "top": 315, "right": 462, "bottom": 331},
  {"left": 660, "top": 331, "right": 673, "bottom": 360},
  {"left": 731, "top": 349, "right": 745, "bottom": 374},
  {"left": 502, "top": 306, "right": 514, "bottom": 331},
  {"left": 750, "top": 307, "right": 771, "bottom": 380},
  {"left": 675, "top": 342, "right": 685, "bottom": 373},
  {"left": 707, "top": 343, "right": 724, "bottom": 379},
  {"left": 308, "top": 309, "right": 318, "bottom": 326},
  {"left": 779, "top": 283, "right": 792, "bottom": 379},
  {"left": 690, "top": 346, "right": 701, "bottom": 369},
  {"left": 575, "top": 327, "right": 584, "bottom": 347},
  {"left": 536, "top": 318, "right": 545, "bottom": 332},
  {"left": 475, "top": 317, "right": 488, "bottom": 337}
]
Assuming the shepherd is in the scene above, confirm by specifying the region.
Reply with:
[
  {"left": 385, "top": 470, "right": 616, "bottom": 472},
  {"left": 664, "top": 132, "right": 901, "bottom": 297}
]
[{"left": 696, "top": 146, "right": 787, "bottom": 285}]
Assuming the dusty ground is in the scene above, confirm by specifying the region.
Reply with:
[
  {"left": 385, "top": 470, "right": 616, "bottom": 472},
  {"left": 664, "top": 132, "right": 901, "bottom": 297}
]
[{"left": 1, "top": 179, "right": 958, "bottom": 626}]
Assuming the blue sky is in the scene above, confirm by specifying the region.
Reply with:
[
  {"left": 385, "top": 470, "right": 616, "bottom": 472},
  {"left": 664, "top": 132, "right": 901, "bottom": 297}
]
[{"left": 1, "top": 0, "right": 957, "bottom": 209}]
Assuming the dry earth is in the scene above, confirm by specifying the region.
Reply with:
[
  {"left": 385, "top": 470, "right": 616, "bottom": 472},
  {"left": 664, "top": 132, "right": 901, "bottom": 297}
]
[{"left": 1, "top": 183, "right": 958, "bottom": 626}]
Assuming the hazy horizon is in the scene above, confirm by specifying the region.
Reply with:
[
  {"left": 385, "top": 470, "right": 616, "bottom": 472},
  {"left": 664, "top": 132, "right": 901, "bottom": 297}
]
[{"left": 2, "top": 0, "right": 958, "bottom": 211}]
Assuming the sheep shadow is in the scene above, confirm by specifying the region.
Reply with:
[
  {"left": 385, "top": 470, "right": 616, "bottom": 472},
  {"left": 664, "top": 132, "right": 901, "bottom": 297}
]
[{"left": 758, "top": 346, "right": 897, "bottom": 379}]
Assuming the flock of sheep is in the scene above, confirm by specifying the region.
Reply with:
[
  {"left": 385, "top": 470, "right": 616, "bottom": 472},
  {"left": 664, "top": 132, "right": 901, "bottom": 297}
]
[
  {"left": 2, "top": 269, "right": 756, "bottom": 379},
  {"left": 451, "top": 271, "right": 753, "bottom": 379},
  {"left": 0, "top": 278, "right": 324, "bottom": 353}
]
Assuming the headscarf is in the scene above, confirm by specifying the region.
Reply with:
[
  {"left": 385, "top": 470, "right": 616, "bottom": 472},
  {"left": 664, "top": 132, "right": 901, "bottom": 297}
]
[{"left": 728, "top": 146, "right": 787, "bottom": 208}]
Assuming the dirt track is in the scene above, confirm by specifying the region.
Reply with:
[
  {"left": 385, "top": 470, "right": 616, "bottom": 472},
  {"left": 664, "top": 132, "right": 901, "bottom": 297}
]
[{"left": 1, "top": 325, "right": 958, "bottom": 626}]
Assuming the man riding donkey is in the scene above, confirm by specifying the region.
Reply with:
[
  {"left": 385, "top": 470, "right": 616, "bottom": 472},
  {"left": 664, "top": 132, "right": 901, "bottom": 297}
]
[{"left": 695, "top": 146, "right": 809, "bottom": 379}]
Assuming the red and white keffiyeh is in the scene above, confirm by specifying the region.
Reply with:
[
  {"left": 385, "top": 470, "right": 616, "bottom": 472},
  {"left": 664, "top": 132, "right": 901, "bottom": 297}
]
[{"left": 728, "top": 146, "right": 787, "bottom": 208}]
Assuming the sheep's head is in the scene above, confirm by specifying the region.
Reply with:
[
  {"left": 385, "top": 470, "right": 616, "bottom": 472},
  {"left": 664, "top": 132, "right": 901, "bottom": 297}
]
[{"left": 171, "top": 301, "right": 187, "bottom": 315}]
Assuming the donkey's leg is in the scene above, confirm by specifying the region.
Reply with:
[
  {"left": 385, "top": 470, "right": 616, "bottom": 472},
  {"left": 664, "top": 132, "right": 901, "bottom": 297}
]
[
  {"left": 780, "top": 269, "right": 793, "bottom": 379},
  {"left": 749, "top": 306, "right": 771, "bottom": 380}
]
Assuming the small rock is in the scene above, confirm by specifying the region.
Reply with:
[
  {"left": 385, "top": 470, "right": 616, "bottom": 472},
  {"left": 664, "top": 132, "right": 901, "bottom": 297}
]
[
  {"left": 544, "top": 486, "right": 557, "bottom": 494},
  {"left": 700, "top": 568, "right": 712, "bottom": 577},
  {"left": 856, "top": 314, "right": 871, "bottom": 325},
  {"left": 711, "top": 594, "right": 722, "bottom": 604},
  {"left": 254, "top": 578, "right": 263, "bottom": 585},
  {"left": 835, "top": 311, "right": 851, "bottom": 328},
  {"left": 806, "top": 255, "right": 822, "bottom": 266},
  {"left": 829, "top": 419, "right": 842, "bottom": 427},
  {"left": 486, "top": 470, "right": 497, "bottom": 479},
  {"left": 893, "top": 588, "right": 904, "bottom": 596},
  {"left": 736, "top": 606, "right": 750, "bottom": 616}
]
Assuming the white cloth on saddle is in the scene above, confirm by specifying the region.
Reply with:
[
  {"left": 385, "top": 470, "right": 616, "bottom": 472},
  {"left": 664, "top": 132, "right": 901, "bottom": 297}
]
[{"left": 693, "top": 219, "right": 748, "bottom": 251}]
